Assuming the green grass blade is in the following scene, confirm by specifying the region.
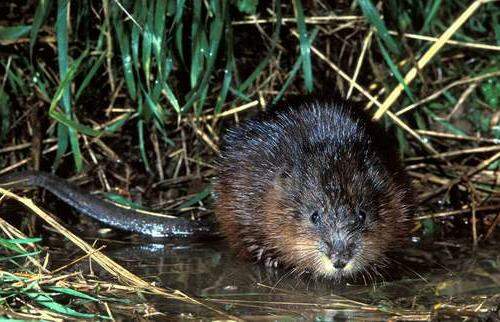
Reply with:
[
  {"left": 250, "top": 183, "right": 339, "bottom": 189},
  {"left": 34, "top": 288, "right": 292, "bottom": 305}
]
[
  {"left": 3, "top": 62, "right": 29, "bottom": 96},
  {"left": 0, "top": 86, "right": 10, "bottom": 141},
  {"left": 236, "top": 0, "right": 282, "bottom": 93},
  {"left": 422, "top": 0, "right": 442, "bottom": 33},
  {"left": 215, "top": 67, "right": 233, "bottom": 114},
  {"left": 113, "top": 7, "right": 137, "bottom": 99},
  {"left": 177, "top": 185, "right": 211, "bottom": 210},
  {"left": 376, "top": 38, "right": 415, "bottom": 102},
  {"left": 0, "top": 240, "right": 24, "bottom": 253},
  {"left": 26, "top": 293, "right": 98, "bottom": 319},
  {"left": 153, "top": 0, "right": 167, "bottom": 76},
  {"left": 190, "top": 0, "right": 204, "bottom": 89},
  {"left": 0, "top": 237, "right": 42, "bottom": 244},
  {"left": 396, "top": 127, "right": 409, "bottom": 158},
  {"left": 49, "top": 51, "right": 102, "bottom": 137},
  {"left": 190, "top": 30, "right": 207, "bottom": 91},
  {"left": 195, "top": 0, "right": 225, "bottom": 113},
  {"left": 162, "top": 83, "right": 181, "bottom": 113},
  {"left": 131, "top": 0, "right": 146, "bottom": 73},
  {"left": 228, "top": 87, "right": 252, "bottom": 102},
  {"left": 237, "top": 0, "right": 281, "bottom": 94},
  {"left": 174, "top": 0, "right": 186, "bottom": 64},
  {"left": 414, "top": 111, "right": 427, "bottom": 130},
  {"left": 142, "top": 1, "right": 154, "bottom": 88},
  {"left": 68, "top": 127, "right": 82, "bottom": 171},
  {"left": 75, "top": 53, "right": 105, "bottom": 101},
  {"left": 183, "top": 0, "right": 226, "bottom": 114},
  {"left": 234, "top": 55, "right": 268, "bottom": 94},
  {"left": 143, "top": 87, "right": 166, "bottom": 125},
  {"left": 215, "top": 14, "right": 235, "bottom": 114},
  {"left": 53, "top": 124, "right": 69, "bottom": 171},
  {"left": 273, "top": 27, "right": 319, "bottom": 105},
  {"left": 50, "top": 107, "right": 101, "bottom": 136},
  {"left": 54, "top": 1, "right": 84, "bottom": 171},
  {"left": 423, "top": 107, "right": 467, "bottom": 136},
  {"left": 273, "top": 56, "right": 303, "bottom": 105},
  {"left": 137, "top": 119, "right": 152, "bottom": 173},
  {"left": 100, "top": 192, "right": 149, "bottom": 210},
  {"left": 56, "top": 0, "right": 70, "bottom": 118},
  {"left": 0, "top": 237, "right": 40, "bottom": 254},
  {"left": 0, "top": 251, "right": 42, "bottom": 262},
  {"left": 104, "top": 113, "right": 130, "bottom": 133},
  {"left": 0, "top": 26, "right": 31, "bottom": 42},
  {"left": 480, "top": 76, "right": 499, "bottom": 109},
  {"left": 30, "top": 0, "right": 52, "bottom": 59},
  {"left": 293, "top": 0, "right": 313, "bottom": 92},
  {"left": 55, "top": 0, "right": 79, "bottom": 170},
  {"left": 358, "top": 0, "right": 401, "bottom": 55},
  {"left": 155, "top": 121, "right": 175, "bottom": 146},
  {"left": 47, "top": 287, "right": 99, "bottom": 302},
  {"left": 235, "top": 0, "right": 258, "bottom": 14}
]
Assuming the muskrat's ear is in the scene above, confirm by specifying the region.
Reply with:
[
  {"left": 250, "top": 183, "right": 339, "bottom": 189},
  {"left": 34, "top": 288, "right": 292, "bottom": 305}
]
[{"left": 275, "top": 168, "right": 293, "bottom": 188}]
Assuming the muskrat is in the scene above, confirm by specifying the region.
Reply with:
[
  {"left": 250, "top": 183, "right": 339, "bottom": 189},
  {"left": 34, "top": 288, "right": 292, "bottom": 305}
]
[
  {"left": 213, "top": 98, "right": 414, "bottom": 279},
  {"left": 0, "top": 97, "right": 414, "bottom": 280}
]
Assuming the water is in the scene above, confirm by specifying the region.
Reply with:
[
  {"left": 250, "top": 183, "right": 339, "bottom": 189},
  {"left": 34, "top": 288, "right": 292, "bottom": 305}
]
[
  {"left": 96, "top": 237, "right": 500, "bottom": 320},
  {"left": 2, "top": 197, "right": 497, "bottom": 320}
]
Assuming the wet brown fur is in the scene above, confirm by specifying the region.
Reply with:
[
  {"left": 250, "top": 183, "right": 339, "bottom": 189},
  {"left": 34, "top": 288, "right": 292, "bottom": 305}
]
[{"left": 213, "top": 98, "right": 414, "bottom": 280}]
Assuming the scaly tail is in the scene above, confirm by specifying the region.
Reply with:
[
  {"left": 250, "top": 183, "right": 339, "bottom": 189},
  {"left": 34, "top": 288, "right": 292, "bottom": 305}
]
[{"left": 0, "top": 171, "right": 216, "bottom": 238}]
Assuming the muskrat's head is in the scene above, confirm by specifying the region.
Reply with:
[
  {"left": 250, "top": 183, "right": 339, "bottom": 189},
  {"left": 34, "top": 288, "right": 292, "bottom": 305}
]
[{"left": 261, "top": 147, "right": 412, "bottom": 281}]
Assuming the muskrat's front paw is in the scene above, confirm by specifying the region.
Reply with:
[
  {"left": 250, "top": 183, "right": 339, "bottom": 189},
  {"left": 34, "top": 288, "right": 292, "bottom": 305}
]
[
  {"left": 264, "top": 257, "right": 279, "bottom": 268},
  {"left": 248, "top": 246, "right": 264, "bottom": 261},
  {"left": 248, "top": 245, "right": 278, "bottom": 267}
]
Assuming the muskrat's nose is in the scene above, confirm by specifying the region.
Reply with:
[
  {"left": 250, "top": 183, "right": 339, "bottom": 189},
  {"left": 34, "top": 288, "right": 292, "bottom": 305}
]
[
  {"left": 333, "top": 257, "right": 349, "bottom": 269},
  {"left": 327, "top": 241, "right": 355, "bottom": 269}
]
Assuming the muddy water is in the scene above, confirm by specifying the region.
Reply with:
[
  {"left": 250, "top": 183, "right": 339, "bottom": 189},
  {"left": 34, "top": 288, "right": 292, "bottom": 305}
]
[{"left": 101, "top": 237, "right": 499, "bottom": 320}]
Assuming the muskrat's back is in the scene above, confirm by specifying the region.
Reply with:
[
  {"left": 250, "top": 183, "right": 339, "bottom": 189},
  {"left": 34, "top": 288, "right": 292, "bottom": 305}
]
[{"left": 213, "top": 99, "right": 414, "bottom": 279}]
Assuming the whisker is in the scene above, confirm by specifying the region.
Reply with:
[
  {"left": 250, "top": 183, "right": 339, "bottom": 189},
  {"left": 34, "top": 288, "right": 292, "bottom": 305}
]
[
  {"left": 389, "top": 257, "right": 428, "bottom": 283},
  {"left": 271, "top": 267, "right": 297, "bottom": 290}
]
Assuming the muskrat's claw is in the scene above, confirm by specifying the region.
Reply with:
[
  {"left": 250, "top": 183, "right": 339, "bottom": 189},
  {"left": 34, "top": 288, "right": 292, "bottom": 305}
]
[
  {"left": 264, "top": 257, "right": 279, "bottom": 268},
  {"left": 255, "top": 248, "right": 264, "bottom": 261},
  {"left": 248, "top": 245, "right": 278, "bottom": 267}
]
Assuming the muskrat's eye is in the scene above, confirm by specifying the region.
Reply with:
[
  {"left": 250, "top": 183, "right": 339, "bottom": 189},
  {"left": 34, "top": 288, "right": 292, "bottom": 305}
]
[
  {"left": 357, "top": 209, "right": 367, "bottom": 224},
  {"left": 310, "top": 211, "right": 320, "bottom": 225}
]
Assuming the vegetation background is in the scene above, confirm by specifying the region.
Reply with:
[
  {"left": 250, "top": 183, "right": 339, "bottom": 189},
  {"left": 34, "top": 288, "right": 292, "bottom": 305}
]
[{"left": 0, "top": 0, "right": 498, "bottom": 319}]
